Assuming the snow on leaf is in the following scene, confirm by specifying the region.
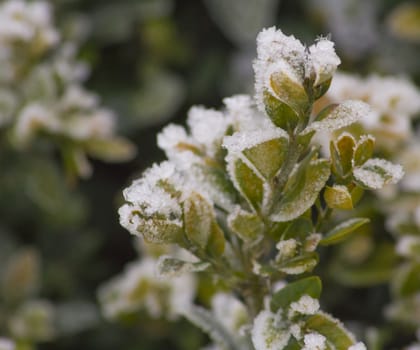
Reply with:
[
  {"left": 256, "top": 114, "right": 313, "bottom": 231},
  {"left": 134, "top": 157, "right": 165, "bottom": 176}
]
[
  {"left": 353, "top": 158, "right": 404, "bottom": 190},
  {"left": 156, "top": 256, "right": 210, "bottom": 278},
  {"left": 306, "top": 100, "right": 371, "bottom": 133},
  {"left": 307, "top": 38, "right": 341, "bottom": 87}
]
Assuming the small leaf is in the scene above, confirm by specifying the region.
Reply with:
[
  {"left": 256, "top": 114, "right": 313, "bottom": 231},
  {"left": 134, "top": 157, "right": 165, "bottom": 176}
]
[
  {"left": 270, "top": 71, "right": 309, "bottom": 118},
  {"left": 271, "top": 158, "right": 330, "bottom": 222},
  {"left": 277, "top": 252, "right": 319, "bottom": 275},
  {"left": 336, "top": 133, "right": 356, "bottom": 176},
  {"left": 157, "top": 256, "right": 210, "bottom": 277},
  {"left": 307, "top": 100, "right": 371, "bottom": 133},
  {"left": 320, "top": 218, "right": 369, "bottom": 246},
  {"left": 305, "top": 312, "right": 356, "bottom": 349},
  {"left": 353, "top": 135, "right": 375, "bottom": 167},
  {"left": 230, "top": 157, "right": 264, "bottom": 212},
  {"left": 324, "top": 185, "right": 353, "bottom": 210},
  {"left": 353, "top": 158, "right": 404, "bottom": 190},
  {"left": 183, "top": 192, "right": 225, "bottom": 256},
  {"left": 270, "top": 276, "right": 322, "bottom": 312},
  {"left": 264, "top": 91, "right": 299, "bottom": 131},
  {"left": 243, "top": 137, "right": 288, "bottom": 179},
  {"left": 228, "top": 208, "right": 264, "bottom": 242}
]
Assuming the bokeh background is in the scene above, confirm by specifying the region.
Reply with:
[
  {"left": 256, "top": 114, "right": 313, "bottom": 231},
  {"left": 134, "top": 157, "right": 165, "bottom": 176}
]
[{"left": 0, "top": 0, "right": 419, "bottom": 349}]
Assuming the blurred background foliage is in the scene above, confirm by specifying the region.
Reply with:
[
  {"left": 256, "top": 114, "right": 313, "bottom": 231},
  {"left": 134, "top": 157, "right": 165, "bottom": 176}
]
[{"left": 0, "top": 0, "right": 419, "bottom": 349}]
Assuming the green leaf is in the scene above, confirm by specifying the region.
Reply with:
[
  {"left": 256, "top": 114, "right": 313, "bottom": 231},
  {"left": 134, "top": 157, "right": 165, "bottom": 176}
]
[
  {"left": 353, "top": 135, "right": 375, "bottom": 167},
  {"left": 335, "top": 133, "right": 356, "bottom": 176},
  {"left": 320, "top": 218, "right": 369, "bottom": 246},
  {"left": 157, "top": 256, "right": 210, "bottom": 277},
  {"left": 231, "top": 157, "right": 264, "bottom": 212},
  {"left": 243, "top": 137, "right": 288, "bottom": 180},
  {"left": 271, "top": 158, "right": 330, "bottom": 222},
  {"left": 305, "top": 312, "right": 355, "bottom": 349},
  {"left": 270, "top": 276, "right": 322, "bottom": 312},
  {"left": 263, "top": 91, "right": 299, "bottom": 131},
  {"left": 183, "top": 192, "right": 225, "bottom": 256},
  {"left": 324, "top": 185, "right": 353, "bottom": 210},
  {"left": 228, "top": 208, "right": 264, "bottom": 242},
  {"left": 269, "top": 71, "right": 309, "bottom": 118}
]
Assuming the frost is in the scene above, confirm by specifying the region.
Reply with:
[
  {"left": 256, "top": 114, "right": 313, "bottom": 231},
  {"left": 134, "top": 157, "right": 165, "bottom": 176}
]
[
  {"left": 276, "top": 239, "right": 298, "bottom": 260},
  {"left": 289, "top": 295, "right": 320, "bottom": 317},
  {"left": 353, "top": 158, "right": 404, "bottom": 190},
  {"left": 187, "top": 106, "right": 229, "bottom": 156},
  {"left": 307, "top": 100, "right": 371, "bottom": 133},
  {"left": 348, "top": 342, "right": 367, "bottom": 350},
  {"left": 307, "top": 38, "right": 341, "bottom": 86},
  {"left": 302, "top": 333, "right": 327, "bottom": 350},
  {"left": 98, "top": 257, "right": 196, "bottom": 320},
  {"left": 251, "top": 310, "right": 291, "bottom": 350}
]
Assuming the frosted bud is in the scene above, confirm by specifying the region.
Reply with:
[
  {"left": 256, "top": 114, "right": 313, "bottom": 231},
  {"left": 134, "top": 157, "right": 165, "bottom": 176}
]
[
  {"left": 307, "top": 38, "right": 341, "bottom": 87},
  {"left": 289, "top": 295, "right": 320, "bottom": 317},
  {"left": 302, "top": 333, "right": 327, "bottom": 350},
  {"left": 276, "top": 239, "right": 298, "bottom": 260}
]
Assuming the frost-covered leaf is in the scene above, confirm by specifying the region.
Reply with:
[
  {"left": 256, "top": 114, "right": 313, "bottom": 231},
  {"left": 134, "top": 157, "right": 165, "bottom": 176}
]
[
  {"left": 138, "top": 219, "right": 184, "bottom": 245},
  {"left": 305, "top": 312, "right": 356, "bottom": 350},
  {"left": 183, "top": 192, "right": 225, "bottom": 256},
  {"left": 182, "top": 305, "right": 241, "bottom": 350},
  {"left": 320, "top": 218, "right": 369, "bottom": 246},
  {"left": 270, "top": 276, "right": 322, "bottom": 313},
  {"left": 271, "top": 158, "right": 330, "bottom": 222},
  {"left": 251, "top": 310, "right": 291, "bottom": 350},
  {"left": 324, "top": 185, "right": 353, "bottom": 210},
  {"left": 228, "top": 208, "right": 264, "bottom": 242},
  {"left": 229, "top": 157, "right": 264, "bottom": 212},
  {"left": 243, "top": 136, "right": 288, "bottom": 180},
  {"left": 277, "top": 252, "right": 319, "bottom": 275},
  {"left": 269, "top": 70, "right": 309, "bottom": 118},
  {"left": 307, "top": 100, "right": 371, "bottom": 133},
  {"left": 157, "top": 256, "right": 210, "bottom": 277},
  {"left": 353, "top": 135, "right": 375, "bottom": 167},
  {"left": 353, "top": 158, "right": 404, "bottom": 190}
]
